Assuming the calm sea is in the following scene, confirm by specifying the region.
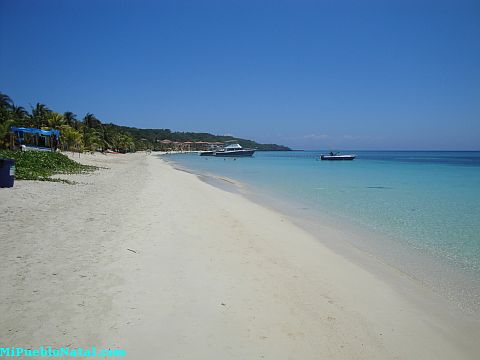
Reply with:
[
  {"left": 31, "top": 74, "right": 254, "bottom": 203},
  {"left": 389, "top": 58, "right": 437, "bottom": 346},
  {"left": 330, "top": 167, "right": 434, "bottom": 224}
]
[{"left": 163, "top": 151, "right": 480, "bottom": 311}]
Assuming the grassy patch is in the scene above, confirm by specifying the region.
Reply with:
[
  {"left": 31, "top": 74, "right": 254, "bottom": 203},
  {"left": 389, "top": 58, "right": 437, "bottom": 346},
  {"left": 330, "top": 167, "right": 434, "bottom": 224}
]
[{"left": 0, "top": 150, "right": 97, "bottom": 181}]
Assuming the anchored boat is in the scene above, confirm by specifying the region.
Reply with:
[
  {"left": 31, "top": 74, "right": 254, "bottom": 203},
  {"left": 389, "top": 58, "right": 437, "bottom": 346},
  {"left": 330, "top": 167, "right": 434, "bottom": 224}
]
[
  {"left": 199, "top": 150, "right": 215, "bottom": 156},
  {"left": 214, "top": 143, "right": 256, "bottom": 157},
  {"left": 199, "top": 141, "right": 256, "bottom": 157},
  {"left": 320, "top": 152, "right": 356, "bottom": 161},
  {"left": 214, "top": 142, "right": 256, "bottom": 157}
]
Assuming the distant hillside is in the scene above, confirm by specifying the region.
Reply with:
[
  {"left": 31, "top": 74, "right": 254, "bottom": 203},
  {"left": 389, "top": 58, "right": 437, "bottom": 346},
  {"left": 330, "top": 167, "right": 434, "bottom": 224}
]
[
  {"left": 0, "top": 91, "right": 291, "bottom": 152},
  {"left": 118, "top": 126, "right": 291, "bottom": 151}
]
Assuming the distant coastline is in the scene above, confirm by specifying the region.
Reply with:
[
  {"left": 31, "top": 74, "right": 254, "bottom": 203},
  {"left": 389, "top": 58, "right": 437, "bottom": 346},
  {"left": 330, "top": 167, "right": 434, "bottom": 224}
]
[
  {"left": 0, "top": 92, "right": 291, "bottom": 153},
  {"left": 117, "top": 125, "right": 292, "bottom": 151}
]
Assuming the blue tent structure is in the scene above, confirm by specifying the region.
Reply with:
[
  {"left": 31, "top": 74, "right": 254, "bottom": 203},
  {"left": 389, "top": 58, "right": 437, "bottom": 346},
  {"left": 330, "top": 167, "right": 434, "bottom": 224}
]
[
  {"left": 11, "top": 127, "right": 60, "bottom": 139},
  {"left": 10, "top": 127, "right": 60, "bottom": 150}
]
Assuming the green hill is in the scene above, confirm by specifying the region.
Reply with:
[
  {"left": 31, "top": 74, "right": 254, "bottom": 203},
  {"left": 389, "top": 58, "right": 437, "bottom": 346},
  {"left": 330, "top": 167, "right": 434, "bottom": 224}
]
[{"left": 117, "top": 126, "right": 291, "bottom": 151}]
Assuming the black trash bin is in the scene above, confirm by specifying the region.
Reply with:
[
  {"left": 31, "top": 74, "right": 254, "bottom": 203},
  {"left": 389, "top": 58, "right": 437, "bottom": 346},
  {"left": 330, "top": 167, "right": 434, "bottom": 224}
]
[{"left": 0, "top": 158, "right": 15, "bottom": 188}]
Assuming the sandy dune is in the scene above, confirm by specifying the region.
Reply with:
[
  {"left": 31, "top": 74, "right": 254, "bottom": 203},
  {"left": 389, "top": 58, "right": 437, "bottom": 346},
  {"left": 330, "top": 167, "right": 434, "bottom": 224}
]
[{"left": 0, "top": 152, "right": 479, "bottom": 359}]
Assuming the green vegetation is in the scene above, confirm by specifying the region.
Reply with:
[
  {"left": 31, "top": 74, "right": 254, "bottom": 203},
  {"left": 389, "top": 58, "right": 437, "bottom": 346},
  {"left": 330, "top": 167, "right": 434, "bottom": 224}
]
[
  {"left": 0, "top": 92, "right": 290, "bottom": 152},
  {"left": 118, "top": 126, "right": 291, "bottom": 151},
  {"left": 0, "top": 93, "right": 135, "bottom": 153},
  {"left": 0, "top": 150, "right": 96, "bottom": 181}
]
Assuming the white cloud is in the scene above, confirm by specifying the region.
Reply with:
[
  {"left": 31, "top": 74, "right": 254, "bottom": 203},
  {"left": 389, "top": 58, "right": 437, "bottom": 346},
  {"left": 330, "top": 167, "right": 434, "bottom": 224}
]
[
  {"left": 343, "top": 134, "right": 385, "bottom": 141},
  {"left": 303, "top": 133, "right": 329, "bottom": 140}
]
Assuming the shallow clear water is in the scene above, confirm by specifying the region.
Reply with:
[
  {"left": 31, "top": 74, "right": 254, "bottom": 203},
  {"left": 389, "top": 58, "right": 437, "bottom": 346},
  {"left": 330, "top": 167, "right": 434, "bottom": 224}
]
[{"left": 164, "top": 151, "right": 480, "bottom": 309}]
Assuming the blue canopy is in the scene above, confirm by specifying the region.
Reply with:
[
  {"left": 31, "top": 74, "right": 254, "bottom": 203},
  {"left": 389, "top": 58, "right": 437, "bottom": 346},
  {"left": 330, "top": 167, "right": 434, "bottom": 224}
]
[{"left": 11, "top": 127, "right": 60, "bottom": 137}]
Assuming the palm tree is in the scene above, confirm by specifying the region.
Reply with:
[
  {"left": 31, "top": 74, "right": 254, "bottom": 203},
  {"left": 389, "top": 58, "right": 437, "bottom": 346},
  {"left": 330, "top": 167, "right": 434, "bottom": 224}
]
[
  {"left": 47, "top": 112, "right": 64, "bottom": 128},
  {"left": 10, "top": 105, "right": 31, "bottom": 127},
  {"left": 112, "top": 133, "right": 135, "bottom": 153},
  {"left": 83, "top": 113, "right": 100, "bottom": 128},
  {"left": 63, "top": 111, "right": 77, "bottom": 127},
  {"left": 11, "top": 105, "right": 29, "bottom": 121},
  {"left": 60, "top": 125, "right": 83, "bottom": 152},
  {"left": 0, "top": 93, "right": 13, "bottom": 110},
  {"left": 31, "top": 103, "right": 51, "bottom": 128},
  {"left": 0, "top": 119, "right": 15, "bottom": 148},
  {"left": 99, "top": 123, "right": 115, "bottom": 151},
  {"left": 83, "top": 127, "right": 102, "bottom": 152}
]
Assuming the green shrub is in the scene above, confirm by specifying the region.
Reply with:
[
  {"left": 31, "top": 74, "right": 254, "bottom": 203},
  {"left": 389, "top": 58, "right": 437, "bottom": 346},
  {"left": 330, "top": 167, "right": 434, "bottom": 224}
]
[{"left": 0, "top": 150, "right": 96, "bottom": 181}]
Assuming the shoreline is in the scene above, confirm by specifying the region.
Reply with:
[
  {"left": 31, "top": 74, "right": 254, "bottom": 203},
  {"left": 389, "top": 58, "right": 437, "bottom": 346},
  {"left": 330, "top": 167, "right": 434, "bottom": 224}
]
[
  {"left": 1, "top": 152, "right": 479, "bottom": 359},
  {"left": 163, "top": 153, "right": 480, "bottom": 315}
]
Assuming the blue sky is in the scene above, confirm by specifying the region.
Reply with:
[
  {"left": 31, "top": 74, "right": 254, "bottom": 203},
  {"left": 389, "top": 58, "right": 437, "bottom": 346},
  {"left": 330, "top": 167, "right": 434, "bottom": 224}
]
[{"left": 1, "top": 0, "right": 479, "bottom": 150}]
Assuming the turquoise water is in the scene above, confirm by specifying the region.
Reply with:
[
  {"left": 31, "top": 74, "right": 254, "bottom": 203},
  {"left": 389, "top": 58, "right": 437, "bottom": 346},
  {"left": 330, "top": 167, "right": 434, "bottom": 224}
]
[{"left": 164, "top": 151, "right": 480, "bottom": 309}]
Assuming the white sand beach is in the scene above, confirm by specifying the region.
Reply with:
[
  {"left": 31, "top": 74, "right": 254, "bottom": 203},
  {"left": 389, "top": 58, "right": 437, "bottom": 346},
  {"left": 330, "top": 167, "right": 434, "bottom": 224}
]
[{"left": 1, "top": 153, "right": 479, "bottom": 359}]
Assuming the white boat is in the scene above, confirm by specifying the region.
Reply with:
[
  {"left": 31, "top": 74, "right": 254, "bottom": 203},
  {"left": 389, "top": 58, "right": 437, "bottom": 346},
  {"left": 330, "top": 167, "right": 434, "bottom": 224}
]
[
  {"left": 199, "top": 150, "right": 215, "bottom": 156},
  {"left": 199, "top": 144, "right": 221, "bottom": 156},
  {"left": 214, "top": 142, "right": 256, "bottom": 157},
  {"left": 320, "top": 152, "right": 356, "bottom": 160}
]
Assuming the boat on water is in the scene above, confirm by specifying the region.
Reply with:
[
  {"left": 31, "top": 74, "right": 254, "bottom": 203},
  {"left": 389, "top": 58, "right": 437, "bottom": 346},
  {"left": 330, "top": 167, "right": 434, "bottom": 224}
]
[
  {"left": 199, "top": 150, "right": 215, "bottom": 156},
  {"left": 199, "top": 144, "right": 221, "bottom": 156},
  {"left": 214, "top": 142, "right": 256, "bottom": 157},
  {"left": 198, "top": 141, "right": 256, "bottom": 157},
  {"left": 320, "top": 152, "right": 356, "bottom": 161}
]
